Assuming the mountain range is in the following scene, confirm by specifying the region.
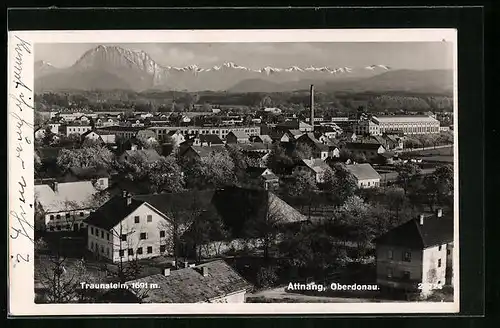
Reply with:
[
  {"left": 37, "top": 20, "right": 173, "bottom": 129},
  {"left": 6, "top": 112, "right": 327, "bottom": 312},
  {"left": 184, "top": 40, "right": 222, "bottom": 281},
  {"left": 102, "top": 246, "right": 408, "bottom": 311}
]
[{"left": 35, "top": 45, "right": 453, "bottom": 94}]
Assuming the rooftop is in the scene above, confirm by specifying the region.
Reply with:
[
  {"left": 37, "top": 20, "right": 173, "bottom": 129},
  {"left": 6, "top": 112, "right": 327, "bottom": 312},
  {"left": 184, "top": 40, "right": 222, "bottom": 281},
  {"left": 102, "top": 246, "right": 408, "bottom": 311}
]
[
  {"left": 345, "top": 142, "right": 385, "bottom": 151},
  {"left": 344, "top": 163, "right": 381, "bottom": 181},
  {"left": 125, "top": 260, "right": 252, "bottom": 303},
  {"left": 375, "top": 212, "right": 453, "bottom": 248},
  {"left": 35, "top": 181, "right": 99, "bottom": 213},
  {"left": 372, "top": 115, "right": 440, "bottom": 123}
]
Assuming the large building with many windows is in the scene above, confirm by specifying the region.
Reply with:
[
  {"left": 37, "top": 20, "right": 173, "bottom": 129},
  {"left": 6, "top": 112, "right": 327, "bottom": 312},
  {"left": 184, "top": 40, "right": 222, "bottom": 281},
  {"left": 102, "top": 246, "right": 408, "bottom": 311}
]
[
  {"left": 355, "top": 116, "right": 440, "bottom": 136},
  {"left": 148, "top": 125, "right": 261, "bottom": 142}
]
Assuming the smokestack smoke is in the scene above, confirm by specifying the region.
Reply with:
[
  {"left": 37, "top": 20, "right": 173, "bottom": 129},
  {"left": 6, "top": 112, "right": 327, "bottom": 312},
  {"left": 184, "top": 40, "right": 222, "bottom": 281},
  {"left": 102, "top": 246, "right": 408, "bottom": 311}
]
[{"left": 310, "top": 84, "right": 315, "bottom": 128}]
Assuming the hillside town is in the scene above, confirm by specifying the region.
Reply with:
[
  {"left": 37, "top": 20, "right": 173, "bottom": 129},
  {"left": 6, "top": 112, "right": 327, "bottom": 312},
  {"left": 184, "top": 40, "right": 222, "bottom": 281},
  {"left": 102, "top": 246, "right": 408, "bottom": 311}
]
[{"left": 33, "top": 82, "right": 455, "bottom": 304}]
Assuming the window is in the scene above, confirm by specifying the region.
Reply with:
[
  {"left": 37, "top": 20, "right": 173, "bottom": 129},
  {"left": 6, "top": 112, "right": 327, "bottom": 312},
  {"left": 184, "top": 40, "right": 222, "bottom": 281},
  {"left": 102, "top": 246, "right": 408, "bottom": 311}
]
[
  {"left": 106, "top": 233, "right": 110, "bottom": 241},
  {"left": 160, "top": 230, "right": 165, "bottom": 238},
  {"left": 91, "top": 227, "right": 94, "bottom": 235},
  {"left": 56, "top": 214, "right": 61, "bottom": 220},
  {"left": 147, "top": 246, "right": 153, "bottom": 254},
  {"left": 50, "top": 215, "right": 54, "bottom": 220},
  {"left": 137, "top": 247, "right": 143, "bottom": 255},
  {"left": 387, "top": 267, "right": 393, "bottom": 278},
  {"left": 160, "top": 245, "right": 166, "bottom": 253},
  {"left": 121, "top": 234, "right": 127, "bottom": 241},
  {"left": 387, "top": 250, "right": 393, "bottom": 260},
  {"left": 57, "top": 225, "right": 61, "bottom": 230},
  {"left": 101, "top": 246, "right": 104, "bottom": 253},
  {"left": 447, "top": 249, "right": 451, "bottom": 255},
  {"left": 147, "top": 215, "right": 152, "bottom": 222},
  {"left": 65, "top": 213, "right": 70, "bottom": 219},
  {"left": 438, "top": 259, "right": 442, "bottom": 268},
  {"left": 403, "top": 251, "right": 412, "bottom": 262},
  {"left": 140, "top": 233, "right": 147, "bottom": 240},
  {"left": 95, "top": 229, "right": 99, "bottom": 236},
  {"left": 402, "top": 271, "right": 411, "bottom": 280},
  {"left": 119, "top": 250, "right": 124, "bottom": 257},
  {"left": 438, "top": 245, "right": 442, "bottom": 251},
  {"left": 134, "top": 216, "right": 140, "bottom": 223},
  {"left": 90, "top": 242, "right": 94, "bottom": 250},
  {"left": 128, "top": 249, "right": 134, "bottom": 256},
  {"left": 80, "top": 212, "right": 84, "bottom": 217},
  {"left": 106, "top": 248, "right": 110, "bottom": 256}
]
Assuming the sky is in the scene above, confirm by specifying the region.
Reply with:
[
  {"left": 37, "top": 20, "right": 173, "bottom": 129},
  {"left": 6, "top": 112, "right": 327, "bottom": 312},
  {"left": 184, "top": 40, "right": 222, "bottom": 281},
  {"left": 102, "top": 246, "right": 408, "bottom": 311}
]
[{"left": 35, "top": 42, "right": 453, "bottom": 70}]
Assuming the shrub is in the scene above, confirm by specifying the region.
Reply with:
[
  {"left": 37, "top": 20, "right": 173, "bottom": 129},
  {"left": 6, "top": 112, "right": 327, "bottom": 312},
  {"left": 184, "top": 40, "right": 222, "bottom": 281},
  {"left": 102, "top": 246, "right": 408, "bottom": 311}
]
[{"left": 256, "top": 266, "right": 279, "bottom": 289}]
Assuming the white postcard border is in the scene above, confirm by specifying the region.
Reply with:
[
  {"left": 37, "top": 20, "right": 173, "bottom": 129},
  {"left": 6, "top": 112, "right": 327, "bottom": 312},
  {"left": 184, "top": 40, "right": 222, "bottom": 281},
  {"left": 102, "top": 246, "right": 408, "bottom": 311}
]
[{"left": 7, "top": 28, "right": 459, "bottom": 316}]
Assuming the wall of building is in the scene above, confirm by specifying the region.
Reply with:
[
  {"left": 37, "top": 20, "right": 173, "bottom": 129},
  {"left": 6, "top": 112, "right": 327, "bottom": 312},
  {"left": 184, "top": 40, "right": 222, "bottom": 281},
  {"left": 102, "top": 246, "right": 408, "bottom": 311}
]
[
  {"left": 45, "top": 209, "right": 91, "bottom": 232},
  {"left": 376, "top": 244, "right": 423, "bottom": 290},
  {"left": 421, "top": 243, "right": 448, "bottom": 295},
  {"left": 87, "top": 203, "right": 173, "bottom": 263},
  {"left": 209, "top": 291, "right": 247, "bottom": 303},
  {"left": 357, "top": 178, "right": 380, "bottom": 188},
  {"left": 66, "top": 125, "right": 92, "bottom": 136}
]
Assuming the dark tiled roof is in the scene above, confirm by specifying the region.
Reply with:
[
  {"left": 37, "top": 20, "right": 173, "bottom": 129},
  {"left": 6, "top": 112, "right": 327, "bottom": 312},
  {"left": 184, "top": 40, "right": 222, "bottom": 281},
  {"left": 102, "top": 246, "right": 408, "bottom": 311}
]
[
  {"left": 85, "top": 195, "right": 145, "bottom": 230},
  {"left": 345, "top": 163, "right": 381, "bottom": 180},
  {"left": 126, "top": 260, "right": 252, "bottom": 303},
  {"left": 375, "top": 213, "right": 454, "bottom": 249},
  {"left": 199, "top": 134, "right": 224, "bottom": 145},
  {"left": 185, "top": 146, "right": 225, "bottom": 158},
  {"left": 345, "top": 142, "right": 385, "bottom": 151},
  {"left": 228, "top": 131, "right": 249, "bottom": 139}
]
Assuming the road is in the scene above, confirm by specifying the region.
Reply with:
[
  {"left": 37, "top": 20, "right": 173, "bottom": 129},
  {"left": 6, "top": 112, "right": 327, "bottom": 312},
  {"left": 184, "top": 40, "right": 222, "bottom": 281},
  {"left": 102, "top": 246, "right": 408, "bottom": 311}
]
[{"left": 246, "top": 286, "right": 398, "bottom": 303}]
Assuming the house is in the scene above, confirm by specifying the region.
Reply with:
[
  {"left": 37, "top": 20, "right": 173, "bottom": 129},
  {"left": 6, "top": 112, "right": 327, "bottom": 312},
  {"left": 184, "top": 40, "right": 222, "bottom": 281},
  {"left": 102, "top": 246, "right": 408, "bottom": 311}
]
[
  {"left": 322, "top": 139, "right": 340, "bottom": 158},
  {"left": 65, "top": 124, "right": 93, "bottom": 136},
  {"left": 81, "top": 129, "right": 117, "bottom": 145},
  {"left": 34, "top": 181, "right": 101, "bottom": 232},
  {"left": 85, "top": 192, "right": 175, "bottom": 262},
  {"left": 119, "top": 149, "right": 162, "bottom": 163},
  {"left": 226, "top": 131, "right": 250, "bottom": 144},
  {"left": 383, "top": 134, "right": 404, "bottom": 150},
  {"left": 344, "top": 163, "right": 381, "bottom": 188},
  {"left": 374, "top": 209, "right": 454, "bottom": 296},
  {"left": 166, "top": 130, "right": 186, "bottom": 147},
  {"left": 300, "top": 159, "right": 331, "bottom": 183},
  {"left": 193, "top": 134, "right": 224, "bottom": 147},
  {"left": 279, "top": 129, "right": 304, "bottom": 143},
  {"left": 101, "top": 260, "right": 252, "bottom": 303},
  {"left": 180, "top": 145, "right": 225, "bottom": 161},
  {"left": 250, "top": 135, "right": 273, "bottom": 144},
  {"left": 246, "top": 167, "right": 279, "bottom": 190},
  {"left": 240, "top": 143, "right": 271, "bottom": 155},
  {"left": 296, "top": 133, "right": 329, "bottom": 160},
  {"left": 341, "top": 132, "right": 357, "bottom": 142},
  {"left": 343, "top": 142, "right": 386, "bottom": 162}
]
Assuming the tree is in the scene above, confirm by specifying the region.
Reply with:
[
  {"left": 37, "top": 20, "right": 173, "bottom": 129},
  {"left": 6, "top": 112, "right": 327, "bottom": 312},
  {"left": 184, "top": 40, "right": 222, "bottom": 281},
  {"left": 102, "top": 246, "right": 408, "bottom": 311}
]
[
  {"left": 286, "top": 167, "right": 318, "bottom": 219},
  {"left": 34, "top": 152, "right": 42, "bottom": 178},
  {"left": 243, "top": 192, "right": 288, "bottom": 261},
  {"left": 384, "top": 186, "right": 407, "bottom": 222},
  {"left": 183, "top": 206, "right": 229, "bottom": 263},
  {"left": 293, "top": 143, "right": 313, "bottom": 160},
  {"left": 36, "top": 233, "right": 97, "bottom": 303},
  {"left": 226, "top": 144, "right": 249, "bottom": 184},
  {"left": 422, "top": 165, "right": 453, "bottom": 210},
  {"left": 199, "top": 150, "right": 237, "bottom": 189},
  {"left": 330, "top": 163, "right": 358, "bottom": 204},
  {"left": 57, "top": 145, "right": 114, "bottom": 171},
  {"left": 121, "top": 154, "right": 184, "bottom": 193},
  {"left": 267, "top": 143, "right": 294, "bottom": 175},
  {"left": 41, "top": 126, "right": 55, "bottom": 146},
  {"left": 395, "top": 162, "right": 422, "bottom": 195}
]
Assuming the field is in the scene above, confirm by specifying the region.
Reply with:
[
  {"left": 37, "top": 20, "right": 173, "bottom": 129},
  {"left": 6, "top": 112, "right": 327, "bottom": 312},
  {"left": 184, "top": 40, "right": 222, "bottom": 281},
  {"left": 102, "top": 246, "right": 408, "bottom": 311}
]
[{"left": 403, "top": 146, "right": 454, "bottom": 164}]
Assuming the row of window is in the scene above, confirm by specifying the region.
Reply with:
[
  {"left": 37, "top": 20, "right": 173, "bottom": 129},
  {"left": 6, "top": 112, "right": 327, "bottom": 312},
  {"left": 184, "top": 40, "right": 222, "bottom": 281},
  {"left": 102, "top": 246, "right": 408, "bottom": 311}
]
[
  {"left": 49, "top": 223, "right": 84, "bottom": 231},
  {"left": 120, "top": 230, "right": 166, "bottom": 242},
  {"left": 49, "top": 212, "right": 85, "bottom": 220},
  {"left": 134, "top": 215, "right": 153, "bottom": 224},
  {"left": 90, "top": 226, "right": 111, "bottom": 240},
  {"left": 118, "top": 245, "right": 166, "bottom": 257},
  {"left": 387, "top": 248, "right": 449, "bottom": 262}
]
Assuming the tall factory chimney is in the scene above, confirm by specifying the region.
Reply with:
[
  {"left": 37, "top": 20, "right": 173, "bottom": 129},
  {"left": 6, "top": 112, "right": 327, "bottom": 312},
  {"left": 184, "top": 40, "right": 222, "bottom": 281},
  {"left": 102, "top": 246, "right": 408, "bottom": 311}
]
[{"left": 310, "top": 84, "right": 315, "bottom": 128}]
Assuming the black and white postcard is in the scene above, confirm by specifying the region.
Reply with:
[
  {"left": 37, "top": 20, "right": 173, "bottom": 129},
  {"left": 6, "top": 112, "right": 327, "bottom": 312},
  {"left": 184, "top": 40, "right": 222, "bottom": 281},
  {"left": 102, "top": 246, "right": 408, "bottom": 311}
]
[{"left": 8, "top": 29, "right": 459, "bottom": 315}]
